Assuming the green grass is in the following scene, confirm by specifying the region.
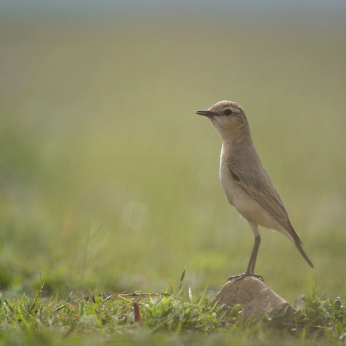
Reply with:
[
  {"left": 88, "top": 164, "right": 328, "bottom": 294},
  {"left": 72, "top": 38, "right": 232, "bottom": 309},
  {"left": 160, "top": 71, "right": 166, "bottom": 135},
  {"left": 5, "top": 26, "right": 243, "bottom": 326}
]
[
  {"left": 0, "top": 12, "right": 345, "bottom": 344},
  {"left": 0, "top": 282, "right": 345, "bottom": 346}
]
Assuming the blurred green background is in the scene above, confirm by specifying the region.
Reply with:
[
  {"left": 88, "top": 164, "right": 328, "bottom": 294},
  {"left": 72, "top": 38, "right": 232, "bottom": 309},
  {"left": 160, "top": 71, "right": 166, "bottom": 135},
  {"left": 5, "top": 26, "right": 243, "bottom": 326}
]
[{"left": 0, "top": 1, "right": 345, "bottom": 302}]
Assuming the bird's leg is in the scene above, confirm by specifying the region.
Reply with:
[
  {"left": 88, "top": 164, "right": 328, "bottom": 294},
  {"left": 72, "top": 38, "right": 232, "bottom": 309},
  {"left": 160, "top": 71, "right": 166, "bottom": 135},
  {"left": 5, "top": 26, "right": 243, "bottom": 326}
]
[
  {"left": 228, "top": 222, "right": 264, "bottom": 282},
  {"left": 250, "top": 235, "right": 260, "bottom": 274},
  {"left": 228, "top": 235, "right": 263, "bottom": 281}
]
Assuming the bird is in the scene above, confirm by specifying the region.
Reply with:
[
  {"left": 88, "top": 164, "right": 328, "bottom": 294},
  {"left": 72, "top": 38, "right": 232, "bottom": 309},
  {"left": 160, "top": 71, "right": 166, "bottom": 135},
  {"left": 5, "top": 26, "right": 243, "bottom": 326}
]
[{"left": 196, "top": 100, "right": 314, "bottom": 281}]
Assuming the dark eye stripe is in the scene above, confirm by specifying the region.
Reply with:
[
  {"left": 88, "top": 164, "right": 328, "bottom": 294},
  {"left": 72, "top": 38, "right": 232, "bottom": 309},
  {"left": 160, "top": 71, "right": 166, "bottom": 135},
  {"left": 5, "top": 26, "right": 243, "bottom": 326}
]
[{"left": 224, "top": 109, "right": 233, "bottom": 116}]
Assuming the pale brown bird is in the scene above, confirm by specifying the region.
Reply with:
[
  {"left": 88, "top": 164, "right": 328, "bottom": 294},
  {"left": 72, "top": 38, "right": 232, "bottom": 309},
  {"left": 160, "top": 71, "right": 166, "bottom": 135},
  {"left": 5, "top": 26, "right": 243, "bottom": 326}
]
[{"left": 196, "top": 100, "right": 314, "bottom": 281}]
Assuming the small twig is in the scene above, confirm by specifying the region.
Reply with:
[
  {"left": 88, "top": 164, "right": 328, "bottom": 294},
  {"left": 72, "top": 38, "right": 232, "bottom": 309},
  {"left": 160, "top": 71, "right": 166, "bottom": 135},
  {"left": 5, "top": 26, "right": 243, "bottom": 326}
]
[
  {"left": 133, "top": 302, "right": 142, "bottom": 323},
  {"left": 118, "top": 292, "right": 171, "bottom": 298},
  {"left": 118, "top": 295, "right": 133, "bottom": 303},
  {"left": 117, "top": 291, "right": 189, "bottom": 303}
]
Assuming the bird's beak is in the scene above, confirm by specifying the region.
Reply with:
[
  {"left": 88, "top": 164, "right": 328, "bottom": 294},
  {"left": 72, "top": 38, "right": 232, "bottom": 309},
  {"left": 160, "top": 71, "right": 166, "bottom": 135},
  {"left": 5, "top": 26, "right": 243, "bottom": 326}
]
[{"left": 196, "top": 110, "right": 218, "bottom": 117}]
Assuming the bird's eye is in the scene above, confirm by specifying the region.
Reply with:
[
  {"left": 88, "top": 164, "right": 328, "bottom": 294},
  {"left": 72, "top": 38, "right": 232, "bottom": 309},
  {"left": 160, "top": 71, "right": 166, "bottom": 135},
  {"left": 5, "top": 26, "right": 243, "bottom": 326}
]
[{"left": 224, "top": 109, "right": 233, "bottom": 116}]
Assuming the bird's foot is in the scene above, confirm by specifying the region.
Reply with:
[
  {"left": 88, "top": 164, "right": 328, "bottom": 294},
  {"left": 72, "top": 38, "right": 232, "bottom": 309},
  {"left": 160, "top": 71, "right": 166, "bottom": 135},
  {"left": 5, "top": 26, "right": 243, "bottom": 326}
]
[{"left": 228, "top": 272, "right": 264, "bottom": 282}]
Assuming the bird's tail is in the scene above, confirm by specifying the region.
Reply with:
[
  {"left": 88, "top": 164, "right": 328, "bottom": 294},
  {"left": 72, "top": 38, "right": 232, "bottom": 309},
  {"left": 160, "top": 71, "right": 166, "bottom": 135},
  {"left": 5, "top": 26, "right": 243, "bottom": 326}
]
[
  {"left": 283, "top": 222, "right": 314, "bottom": 269},
  {"left": 294, "top": 241, "right": 314, "bottom": 268}
]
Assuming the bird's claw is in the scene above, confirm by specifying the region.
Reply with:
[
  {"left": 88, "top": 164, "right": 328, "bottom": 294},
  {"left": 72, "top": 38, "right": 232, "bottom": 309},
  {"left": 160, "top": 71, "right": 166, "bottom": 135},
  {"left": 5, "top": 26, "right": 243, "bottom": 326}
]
[{"left": 228, "top": 272, "right": 264, "bottom": 282}]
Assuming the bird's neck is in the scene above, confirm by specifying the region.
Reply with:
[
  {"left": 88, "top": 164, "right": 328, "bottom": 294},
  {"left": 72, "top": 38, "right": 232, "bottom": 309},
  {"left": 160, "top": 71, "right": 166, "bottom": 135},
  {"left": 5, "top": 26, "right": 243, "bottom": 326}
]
[{"left": 221, "top": 126, "right": 253, "bottom": 147}]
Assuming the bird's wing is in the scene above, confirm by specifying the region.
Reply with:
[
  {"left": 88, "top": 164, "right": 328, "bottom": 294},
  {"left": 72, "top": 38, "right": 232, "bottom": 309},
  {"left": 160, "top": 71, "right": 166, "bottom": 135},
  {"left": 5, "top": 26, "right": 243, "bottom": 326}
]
[
  {"left": 228, "top": 159, "right": 290, "bottom": 228},
  {"left": 228, "top": 155, "right": 313, "bottom": 267}
]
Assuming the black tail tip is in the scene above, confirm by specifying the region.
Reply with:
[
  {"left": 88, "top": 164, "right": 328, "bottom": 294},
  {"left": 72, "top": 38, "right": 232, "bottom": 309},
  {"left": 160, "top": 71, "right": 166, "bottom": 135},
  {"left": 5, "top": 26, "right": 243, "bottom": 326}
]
[{"left": 295, "top": 242, "right": 314, "bottom": 268}]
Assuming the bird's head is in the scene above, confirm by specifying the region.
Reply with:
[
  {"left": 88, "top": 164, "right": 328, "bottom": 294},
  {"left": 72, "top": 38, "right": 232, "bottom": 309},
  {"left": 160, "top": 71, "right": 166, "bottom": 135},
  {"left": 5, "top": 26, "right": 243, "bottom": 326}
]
[{"left": 196, "top": 100, "right": 251, "bottom": 143}]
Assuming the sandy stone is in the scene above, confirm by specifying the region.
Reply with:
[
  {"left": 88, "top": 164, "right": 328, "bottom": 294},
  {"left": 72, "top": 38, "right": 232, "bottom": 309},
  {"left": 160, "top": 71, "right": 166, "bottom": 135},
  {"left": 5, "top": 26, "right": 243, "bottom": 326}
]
[{"left": 211, "top": 277, "right": 293, "bottom": 319}]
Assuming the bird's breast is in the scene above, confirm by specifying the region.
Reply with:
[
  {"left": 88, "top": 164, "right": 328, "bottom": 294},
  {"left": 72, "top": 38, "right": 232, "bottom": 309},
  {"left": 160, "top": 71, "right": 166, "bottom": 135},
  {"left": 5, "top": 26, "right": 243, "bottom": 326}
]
[
  {"left": 219, "top": 145, "right": 256, "bottom": 215},
  {"left": 219, "top": 157, "right": 240, "bottom": 206}
]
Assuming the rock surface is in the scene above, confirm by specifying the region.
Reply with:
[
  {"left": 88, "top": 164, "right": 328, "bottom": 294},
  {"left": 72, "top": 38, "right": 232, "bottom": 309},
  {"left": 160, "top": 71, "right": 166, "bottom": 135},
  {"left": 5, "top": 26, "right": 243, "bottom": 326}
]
[{"left": 211, "top": 277, "right": 293, "bottom": 319}]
